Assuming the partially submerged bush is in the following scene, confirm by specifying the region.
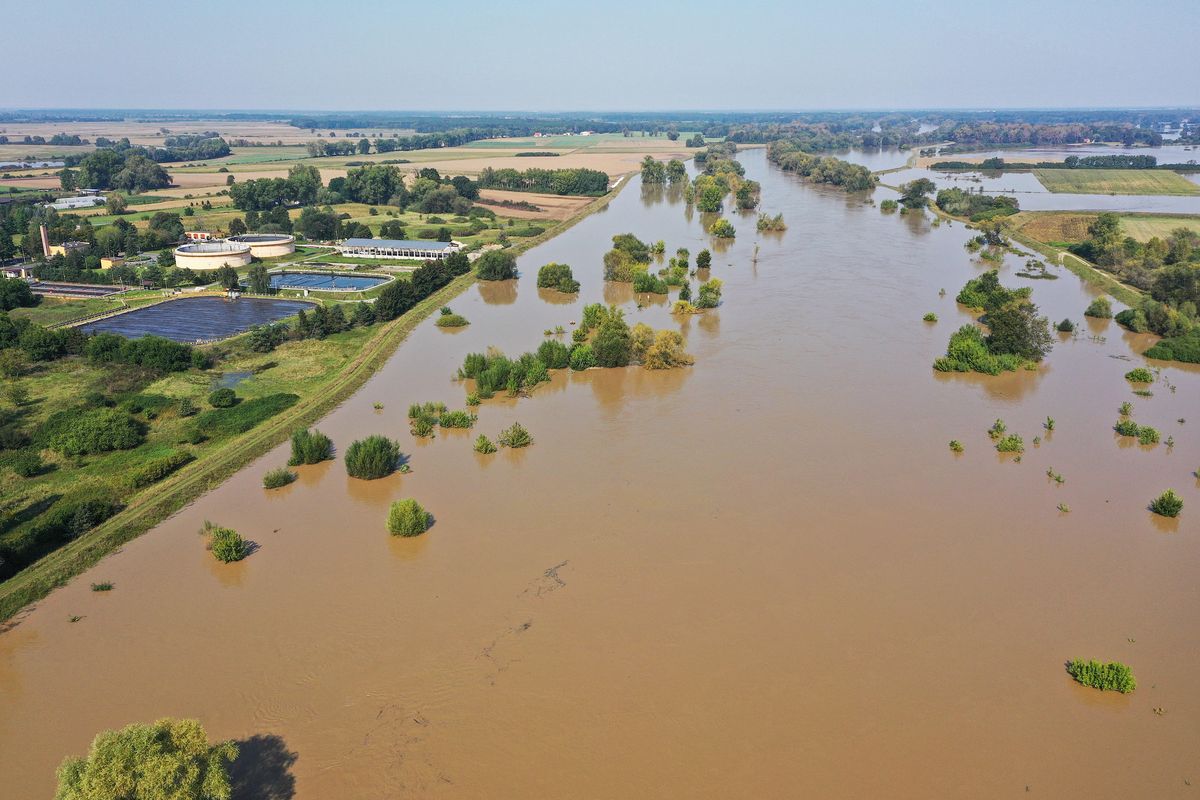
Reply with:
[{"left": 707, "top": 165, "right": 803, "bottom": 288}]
[
  {"left": 1137, "top": 426, "right": 1160, "bottom": 445},
  {"left": 1084, "top": 297, "right": 1113, "bottom": 319},
  {"left": 708, "top": 218, "right": 736, "bottom": 238},
  {"left": 344, "top": 435, "right": 402, "bottom": 479},
  {"left": 289, "top": 428, "right": 333, "bottom": 465},
  {"left": 696, "top": 278, "right": 723, "bottom": 309},
  {"left": 1114, "top": 419, "right": 1140, "bottom": 437},
  {"left": 1124, "top": 367, "right": 1153, "bottom": 383},
  {"left": 1057, "top": 318, "right": 1075, "bottom": 333},
  {"left": 536, "top": 262, "right": 580, "bottom": 293},
  {"left": 473, "top": 434, "right": 497, "bottom": 454},
  {"left": 644, "top": 330, "right": 694, "bottom": 370},
  {"left": 1150, "top": 489, "right": 1183, "bottom": 518},
  {"left": 923, "top": 312, "right": 938, "bottom": 323},
  {"left": 569, "top": 344, "right": 596, "bottom": 370},
  {"left": 436, "top": 313, "right": 470, "bottom": 328},
  {"left": 497, "top": 422, "right": 533, "bottom": 448},
  {"left": 995, "top": 434, "right": 1024, "bottom": 453},
  {"left": 203, "top": 521, "right": 248, "bottom": 563},
  {"left": 536, "top": 339, "right": 570, "bottom": 369},
  {"left": 949, "top": 439, "right": 963, "bottom": 453},
  {"left": 387, "top": 499, "right": 430, "bottom": 537},
  {"left": 1066, "top": 659, "right": 1136, "bottom": 693},
  {"left": 439, "top": 410, "right": 476, "bottom": 429},
  {"left": 262, "top": 467, "right": 297, "bottom": 489}
]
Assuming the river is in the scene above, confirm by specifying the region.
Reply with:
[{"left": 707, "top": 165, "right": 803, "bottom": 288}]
[{"left": 1, "top": 150, "right": 1198, "bottom": 798}]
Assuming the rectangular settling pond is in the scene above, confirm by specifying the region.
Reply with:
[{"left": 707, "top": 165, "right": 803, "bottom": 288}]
[
  {"left": 80, "top": 296, "right": 313, "bottom": 342},
  {"left": 264, "top": 271, "right": 390, "bottom": 292}
]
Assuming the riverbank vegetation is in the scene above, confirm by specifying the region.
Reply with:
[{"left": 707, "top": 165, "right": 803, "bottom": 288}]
[
  {"left": 934, "top": 271, "right": 1052, "bottom": 374},
  {"left": 435, "top": 307, "right": 470, "bottom": 327},
  {"left": 756, "top": 213, "right": 786, "bottom": 232},
  {"left": 1066, "top": 659, "right": 1137, "bottom": 693}
]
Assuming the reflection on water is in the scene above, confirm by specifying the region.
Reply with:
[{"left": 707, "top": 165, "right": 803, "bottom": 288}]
[
  {"left": 535, "top": 287, "right": 579, "bottom": 306},
  {"left": 2, "top": 150, "right": 1199, "bottom": 800},
  {"left": 476, "top": 279, "right": 517, "bottom": 305}
]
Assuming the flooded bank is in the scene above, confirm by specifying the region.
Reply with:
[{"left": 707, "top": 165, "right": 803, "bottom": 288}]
[{"left": 2, "top": 151, "right": 1198, "bottom": 798}]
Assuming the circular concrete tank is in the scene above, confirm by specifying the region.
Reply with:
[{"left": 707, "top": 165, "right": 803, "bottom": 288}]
[
  {"left": 173, "top": 241, "right": 253, "bottom": 271},
  {"left": 227, "top": 233, "right": 296, "bottom": 259}
]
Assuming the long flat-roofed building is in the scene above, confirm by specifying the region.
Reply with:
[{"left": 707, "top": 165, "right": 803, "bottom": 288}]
[{"left": 336, "top": 238, "right": 462, "bottom": 260}]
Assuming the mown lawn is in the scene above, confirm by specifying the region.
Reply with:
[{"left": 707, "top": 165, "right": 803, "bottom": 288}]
[{"left": 1033, "top": 168, "right": 1200, "bottom": 196}]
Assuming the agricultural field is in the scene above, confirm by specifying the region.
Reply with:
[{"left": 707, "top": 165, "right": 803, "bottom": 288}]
[
  {"left": 1032, "top": 168, "right": 1200, "bottom": 195},
  {"left": 1010, "top": 210, "right": 1200, "bottom": 245}
]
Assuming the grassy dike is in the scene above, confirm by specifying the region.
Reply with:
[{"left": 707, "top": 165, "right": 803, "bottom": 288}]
[{"left": 0, "top": 178, "right": 632, "bottom": 625}]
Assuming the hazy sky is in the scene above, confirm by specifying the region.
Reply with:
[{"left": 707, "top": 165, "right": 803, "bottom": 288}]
[{"left": 6, "top": 0, "right": 1197, "bottom": 111}]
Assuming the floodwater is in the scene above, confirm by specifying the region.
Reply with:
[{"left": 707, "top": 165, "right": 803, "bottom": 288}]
[
  {"left": 2, "top": 151, "right": 1199, "bottom": 798},
  {"left": 79, "top": 296, "right": 313, "bottom": 342}
]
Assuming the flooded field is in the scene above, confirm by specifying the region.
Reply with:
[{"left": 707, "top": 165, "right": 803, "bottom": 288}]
[
  {"left": 80, "top": 296, "right": 313, "bottom": 342},
  {"left": 2, "top": 150, "right": 1198, "bottom": 798}
]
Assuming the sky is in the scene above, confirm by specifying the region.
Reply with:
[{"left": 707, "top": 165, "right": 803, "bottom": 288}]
[{"left": 5, "top": 0, "right": 1198, "bottom": 111}]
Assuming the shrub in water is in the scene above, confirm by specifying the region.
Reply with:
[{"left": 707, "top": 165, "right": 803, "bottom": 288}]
[
  {"left": 995, "top": 434, "right": 1024, "bottom": 453},
  {"left": 1066, "top": 659, "right": 1136, "bottom": 693},
  {"left": 537, "top": 339, "right": 571, "bottom": 370},
  {"left": 1084, "top": 297, "right": 1113, "bottom": 319},
  {"left": 208, "top": 388, "right": 237, "bottom": 408},
  {"left": 1114, "top": 419, "right": 1140, "bottom": 437},
  {"left": 411, "top": 416, "right": 436, "bottom": 437},
  {"left": 439, "top": 410, "right": 476, "bottom": 429},
  {"left": 91, "top": 582, "right": 113, "bottom": 591},
  {"left": 987, "top": 419, "right": 1007, "bottom": 440},
  {"left": 949, "top": 440, "right": 963, "bottom": 453},
  {"left": 344, "top": 435, "right": 402, "bottom": 479},
  {"left": 497, "top": 422, "right": 533, "bottom": 448},
  {"left": 1149, "top": 489, "right": 1183, "bottom": 518},
  {"left": 923, "top": 312, "right": 938, "bottom": 322},
  {"left": 387, "top": 499, "right": 430, "bottom": 537},
  {"left": 473, "top": 434, "right": 497, "bottom": 454},
  {"left": 1057, "top": 318, "right": 1075, "bottom": 332},
  {"left": 570, "top": 344, "right": 596, "bottom": 371},
  {"left": 1124, "top": 368, "right": 1153, "bottom": 383},
  {"left": 1137, "top": 426, "right": 1160, "bottom": 445},
  {"left": 203, "top": 521, "right": 248, "bottom": 563},
  {"left": 436, "top": 313, "right": 469, "bottom": 328},
  {"left": 466, "top": 392, "right": 480, "bottom": 407},
  {"left": 1119, "top": 402, "right": 1133, "bottom": 416},
  {"left": 536, "top": 262, "right": 580, "bottom": 293},
  {"left": 262, "top": 467, "right": 297, "bottom": 489},
  {"left": 289, "top": 428, "right": 333, "bottom": 465},
  {"left": 708, "top": 218, "right": 736, "bottom": 238}
]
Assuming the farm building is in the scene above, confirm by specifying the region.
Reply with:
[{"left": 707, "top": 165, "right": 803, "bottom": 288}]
[
  {"left": 184, "top": 231, "right": 217, "bottom": 242},
  {"left": 335, "top": 238, "right": 462, "bottom": 260}
]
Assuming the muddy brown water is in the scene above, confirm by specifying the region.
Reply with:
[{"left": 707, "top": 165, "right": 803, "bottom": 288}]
[{"left": 2, "top": 150, "right": 1198, "bottom": 798}]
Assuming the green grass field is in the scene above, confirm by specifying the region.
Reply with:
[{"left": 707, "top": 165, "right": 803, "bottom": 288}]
[{"left": 1033, "top": 169, "right": 1200, "bottom": 196}]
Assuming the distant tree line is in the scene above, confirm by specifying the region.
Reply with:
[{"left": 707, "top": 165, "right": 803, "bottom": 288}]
[{"left": 765, "top": 140, "right": 876, "bottom": 192}]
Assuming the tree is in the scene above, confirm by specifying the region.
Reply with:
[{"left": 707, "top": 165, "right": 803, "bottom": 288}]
[
  {"left": 227, "top": 218, "right": 246, "bottom": 236},
  {"left": 247, "top": 263, "right": 271, "bottom": 294},
  {"left": 0, "top": 276, "right": 38, "bottom": 310},
  {"left": 899, "top": 178, "right": 936, "bottom": 209},
  {"left": 476, "top": 250, "right": 517, "bottom": 281},
  {"left": 55, "top": 718, "right": 238, "bottom": 800},
  {"left": 640, "top": 155, "right": 666, "bottom": 184},
  {"left": 591, "top": 309, "right": 632, "bottom": 367},
  {"left": 356, "top": 137, "right": 371, "bottom": 155},
  {"left": 286, "top": 164, "right": 322, "bottom": 206},
  {"left": 58, "top": 168, "right": 77, "bottom": 191},
  {"left": 141, "top": 263, "right": 164, "bottom": 287},
  {"left": 986, "top": 301, "right": 1053, "bottom": 361},
  {"left": 106, "top": 194, "right": 128, "bottom": 215}
]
